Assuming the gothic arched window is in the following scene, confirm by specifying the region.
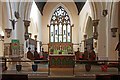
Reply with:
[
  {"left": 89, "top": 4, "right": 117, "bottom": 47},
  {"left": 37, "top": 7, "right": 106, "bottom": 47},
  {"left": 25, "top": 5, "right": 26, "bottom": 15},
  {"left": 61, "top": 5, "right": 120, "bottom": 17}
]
[{"left": 50, "top": 6, "right": 72, "bottom": 43}]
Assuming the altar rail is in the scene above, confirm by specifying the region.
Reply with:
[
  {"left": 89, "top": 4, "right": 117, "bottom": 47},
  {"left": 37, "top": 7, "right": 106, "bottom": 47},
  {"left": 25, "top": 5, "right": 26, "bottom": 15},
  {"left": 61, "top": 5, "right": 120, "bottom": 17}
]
[
  {"left": 1, "top": 58, "right": 120, "bottom": 76},
  {"left": 1, "top": 59, "right": 120, "bottom": 62}
]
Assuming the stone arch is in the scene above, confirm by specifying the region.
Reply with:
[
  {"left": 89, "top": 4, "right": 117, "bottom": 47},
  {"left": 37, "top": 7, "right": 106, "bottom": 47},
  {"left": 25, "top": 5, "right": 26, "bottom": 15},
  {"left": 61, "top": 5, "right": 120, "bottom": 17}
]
[
  {"left": 83, "top": 13, "right": 89, "bottom": 33},
  {"left": 111, "top": 2, "right": 118, "bottom": 28},
  {"left": 23, "top": 2, "right": 33, "bottom": 20},
  {"left": 85, "top": 16, "right": 93, "bottom": 38},
  {"left": 81, "top": 1, "right": 95, "bottom": 34},
  {"left": 88, "top": 1, "right": 97, "bottom": 19}
]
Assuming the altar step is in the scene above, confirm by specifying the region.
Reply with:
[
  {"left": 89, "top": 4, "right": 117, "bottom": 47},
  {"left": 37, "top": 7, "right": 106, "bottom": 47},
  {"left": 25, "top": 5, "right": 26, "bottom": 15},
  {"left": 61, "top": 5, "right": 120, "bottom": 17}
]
[
  {"left": 29, "top": 76, "right": 95, "bottom": 80},
  {"left": 2, "top": 74, "right": 120, "bottom": 80}
]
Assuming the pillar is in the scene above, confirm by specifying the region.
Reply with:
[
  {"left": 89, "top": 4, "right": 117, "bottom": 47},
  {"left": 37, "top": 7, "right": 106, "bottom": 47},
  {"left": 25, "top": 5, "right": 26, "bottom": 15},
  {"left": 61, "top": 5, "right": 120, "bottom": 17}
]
[
  {"left": 23, "top": 20, "right": 30, "bottom": 55},
  {"left": 92, "top": 19, "right": 99, "bottom": 60}
]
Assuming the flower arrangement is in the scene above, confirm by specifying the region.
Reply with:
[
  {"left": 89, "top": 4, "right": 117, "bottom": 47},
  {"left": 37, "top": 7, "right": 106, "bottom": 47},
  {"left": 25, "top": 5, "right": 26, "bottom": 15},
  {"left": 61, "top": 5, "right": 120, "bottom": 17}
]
[{"left": 49, "top": 47, "right": 54, "bottom": 54}]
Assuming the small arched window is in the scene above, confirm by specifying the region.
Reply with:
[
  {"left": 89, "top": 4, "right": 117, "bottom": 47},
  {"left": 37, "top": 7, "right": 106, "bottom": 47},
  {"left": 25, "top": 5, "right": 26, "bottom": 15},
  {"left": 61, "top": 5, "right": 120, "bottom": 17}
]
[{"left": 50, "top": 6, "right": 72, "bottom": 43}]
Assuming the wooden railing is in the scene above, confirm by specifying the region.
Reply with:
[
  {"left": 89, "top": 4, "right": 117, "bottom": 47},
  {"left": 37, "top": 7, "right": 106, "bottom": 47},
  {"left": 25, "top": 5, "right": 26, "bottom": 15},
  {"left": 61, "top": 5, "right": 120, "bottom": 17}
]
[{"left": 1, "top": 58, "right": 120, "bottom": 76}]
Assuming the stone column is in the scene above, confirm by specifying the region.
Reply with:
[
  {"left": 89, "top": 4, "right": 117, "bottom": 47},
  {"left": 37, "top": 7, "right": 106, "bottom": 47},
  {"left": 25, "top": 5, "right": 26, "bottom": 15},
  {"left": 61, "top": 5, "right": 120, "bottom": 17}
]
[
  {"left": 34, "top": 35, "right": 37, "bottom": 48},
  {"left": 92, "top": 19, "right": 99, "bottom": 40},
  {"left": 83, "top": 34, "right": 87, "bottom": 50},
  {"left": 23, "top": 20, "right": 31, "bottom": 40},
  {"left": 0, "top": 36, "right": 4, "bottom": 57},
  {"left": 23, "top": 20, "right": 30, "bottom": 55},
  {"left": 92, "top": 19, "right": 99, "bottom": 60}
]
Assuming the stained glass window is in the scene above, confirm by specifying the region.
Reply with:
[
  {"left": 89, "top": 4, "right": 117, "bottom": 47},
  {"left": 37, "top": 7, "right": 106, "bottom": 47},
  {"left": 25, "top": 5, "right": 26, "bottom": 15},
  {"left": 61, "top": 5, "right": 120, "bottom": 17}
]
[{"left": 50, "top": 6, "right": 72, "bottom": 42}]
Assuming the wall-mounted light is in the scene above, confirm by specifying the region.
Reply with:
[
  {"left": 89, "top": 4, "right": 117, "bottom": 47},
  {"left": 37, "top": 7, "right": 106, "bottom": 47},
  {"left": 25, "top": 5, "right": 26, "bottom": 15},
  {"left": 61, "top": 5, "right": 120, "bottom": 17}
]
[
  {"left": 111, "top": 27, "right": 118, "bottom": 37},
  {"left": 5, "top": 29, "right": 12, "bottom": 38},
  {"left": 102, "top": 9, "right": 108, "bottom": 17}
]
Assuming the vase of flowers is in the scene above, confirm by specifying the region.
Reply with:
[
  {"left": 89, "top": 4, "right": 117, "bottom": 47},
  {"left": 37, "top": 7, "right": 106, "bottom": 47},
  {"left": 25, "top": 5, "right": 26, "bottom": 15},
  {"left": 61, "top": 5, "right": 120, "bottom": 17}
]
[
  {"left": 49, "top": 47, "right": 54, "bottom": 54},
  {"left": 59, "top": 50, "right": 62, "bottom": 54}
]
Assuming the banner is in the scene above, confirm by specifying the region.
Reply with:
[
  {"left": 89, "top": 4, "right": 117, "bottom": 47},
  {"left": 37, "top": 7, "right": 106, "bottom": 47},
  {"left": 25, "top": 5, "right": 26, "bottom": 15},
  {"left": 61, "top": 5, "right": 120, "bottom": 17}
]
[{"left": 11, "top": 39, "right": 20, "bottom": 49}]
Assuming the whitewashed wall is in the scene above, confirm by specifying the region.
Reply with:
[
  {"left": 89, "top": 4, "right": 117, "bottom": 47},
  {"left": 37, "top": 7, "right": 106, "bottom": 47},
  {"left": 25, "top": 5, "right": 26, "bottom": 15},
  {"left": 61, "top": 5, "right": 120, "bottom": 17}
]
[{"left": 29, "top": 1, "right": 42, "bottom": 52}]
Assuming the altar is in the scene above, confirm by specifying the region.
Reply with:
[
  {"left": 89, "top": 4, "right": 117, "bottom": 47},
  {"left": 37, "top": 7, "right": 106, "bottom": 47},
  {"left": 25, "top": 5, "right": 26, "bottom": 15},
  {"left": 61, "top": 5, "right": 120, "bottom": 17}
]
[
  {"left": 49, "top": 54, "right": 75, "bottom": 68},
  {"left": 48, "top": 54, "right": 75, "bottom": 75}
]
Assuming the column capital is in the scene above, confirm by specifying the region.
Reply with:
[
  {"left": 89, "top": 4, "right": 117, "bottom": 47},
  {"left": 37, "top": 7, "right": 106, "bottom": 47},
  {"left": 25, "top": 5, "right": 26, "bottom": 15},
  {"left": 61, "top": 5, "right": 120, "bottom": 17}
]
[
  {"left": 23, "top": 20, "right": 31, "bottom": 27},
  {"left": 4, "top": 28, "right": 12, "bottom": 38},
  {"left": 23, "top": 20, "right": 31, "bottom": 40},
  {"left": 84, "top": 34, "right": 87, "bottom": 40},
  {"left": 111, "top": 27, "right": 118, "bottom": 37},
  {"left": 92, "top": 19, "right": 99, "bottom": 26}
]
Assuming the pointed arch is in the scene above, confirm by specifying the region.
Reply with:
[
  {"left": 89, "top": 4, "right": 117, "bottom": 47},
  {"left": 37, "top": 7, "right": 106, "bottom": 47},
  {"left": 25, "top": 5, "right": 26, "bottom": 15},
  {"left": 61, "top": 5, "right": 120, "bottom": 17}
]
[
  {"left": 48, "top": 3, "right": 73, "bottom": 25},
  {"left": 24, "top": 1, "right": 33, "bottom": 20},
  {"left": 49, "top": 6, "right": 72, "bottom": 43},
  {"left": 85, "top": 16, "right": 93, "bottom": 38},
  {"left": 88, "top": 1, "right": 97, "bottom": 19}
]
